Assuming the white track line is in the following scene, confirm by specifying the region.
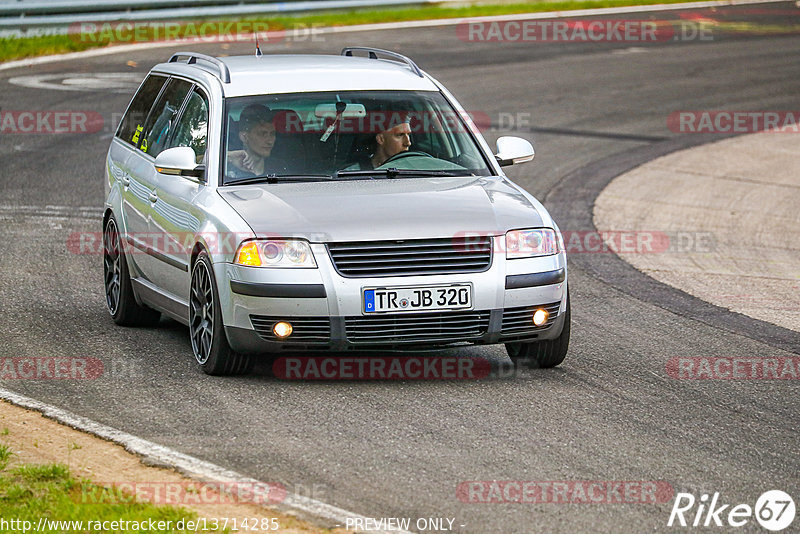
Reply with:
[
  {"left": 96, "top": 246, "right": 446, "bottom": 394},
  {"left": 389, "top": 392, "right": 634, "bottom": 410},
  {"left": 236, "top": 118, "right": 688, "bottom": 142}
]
[
  {"left": 0, "top": 388, "right": 412, "bottom": 534},
  {"left": 0, "top": 0, "right": 787, "bottom": 73}
]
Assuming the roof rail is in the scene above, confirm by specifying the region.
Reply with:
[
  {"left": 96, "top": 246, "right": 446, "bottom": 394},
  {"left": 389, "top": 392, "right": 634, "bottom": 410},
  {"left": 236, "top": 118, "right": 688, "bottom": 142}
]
[
  {"left": 168, "top": 52, "right": 231, "bottom": 84},
  {"left": 341, "top": 47, "right": 424, "bottom": 78}
]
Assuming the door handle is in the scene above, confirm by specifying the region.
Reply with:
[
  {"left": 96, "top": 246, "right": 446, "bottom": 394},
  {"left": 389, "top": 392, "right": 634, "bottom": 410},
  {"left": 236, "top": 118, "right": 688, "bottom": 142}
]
[
  {"left": 113, "top": 166, "right": 130, "bottom": 187},
  {"left": 149, "top": 191, "right": 158, "bottom": 203}
]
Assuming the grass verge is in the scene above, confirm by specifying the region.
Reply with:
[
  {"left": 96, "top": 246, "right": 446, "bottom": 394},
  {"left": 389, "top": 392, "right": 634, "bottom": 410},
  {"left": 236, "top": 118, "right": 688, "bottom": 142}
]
[
  {"left": 1, "top": 0, "right": 711, "bottom": 62},
  {"left": 0, "top": 401, "right": 338, "bottom": 534},
  {"left": 0, "top": 451, "right": 225, "bottom": 533}
]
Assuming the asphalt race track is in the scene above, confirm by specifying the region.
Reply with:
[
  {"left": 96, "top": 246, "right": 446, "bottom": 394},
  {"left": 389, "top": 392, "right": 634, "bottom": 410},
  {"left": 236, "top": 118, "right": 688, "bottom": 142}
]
[{"left": 1, "top": 3, "right": 799, "bottom": 532}]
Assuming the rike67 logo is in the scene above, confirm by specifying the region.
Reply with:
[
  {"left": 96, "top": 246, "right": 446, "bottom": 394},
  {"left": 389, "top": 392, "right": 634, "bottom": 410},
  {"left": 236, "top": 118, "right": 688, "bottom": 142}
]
[{"left": 668, "top": 490, "right": 795, "bottom": 531}]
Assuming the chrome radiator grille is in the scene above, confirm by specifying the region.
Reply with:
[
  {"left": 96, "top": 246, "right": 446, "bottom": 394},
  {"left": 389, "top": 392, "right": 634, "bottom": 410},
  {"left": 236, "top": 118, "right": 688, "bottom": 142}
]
[{"left": 327, "top": 236, "right": 492, "bottom": 277}]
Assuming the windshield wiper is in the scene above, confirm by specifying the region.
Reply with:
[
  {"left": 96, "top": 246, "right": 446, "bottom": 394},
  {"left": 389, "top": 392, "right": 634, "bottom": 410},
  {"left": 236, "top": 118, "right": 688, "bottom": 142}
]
[
  {"left": 334, "top": 168, "right": 469, "bottom": 180},
  {"left": 227, "top": 174, "right": 333, "bottom": 185}
]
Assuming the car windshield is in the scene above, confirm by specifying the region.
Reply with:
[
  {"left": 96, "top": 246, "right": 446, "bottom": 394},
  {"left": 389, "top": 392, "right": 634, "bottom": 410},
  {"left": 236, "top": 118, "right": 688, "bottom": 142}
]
[{"left": 222, "top": 90, "right": 493, "bottom": 184}]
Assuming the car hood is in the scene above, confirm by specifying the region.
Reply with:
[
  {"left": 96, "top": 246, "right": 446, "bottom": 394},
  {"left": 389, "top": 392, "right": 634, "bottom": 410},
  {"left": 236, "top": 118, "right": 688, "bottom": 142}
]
[{"left": 217, "top": 176, "right": 545, "bottom": 242}]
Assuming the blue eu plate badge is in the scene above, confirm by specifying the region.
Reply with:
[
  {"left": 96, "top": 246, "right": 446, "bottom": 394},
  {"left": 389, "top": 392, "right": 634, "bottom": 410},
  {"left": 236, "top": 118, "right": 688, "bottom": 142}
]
[{"left": 363, "top": 289, "right": 375, "bottom": 312}]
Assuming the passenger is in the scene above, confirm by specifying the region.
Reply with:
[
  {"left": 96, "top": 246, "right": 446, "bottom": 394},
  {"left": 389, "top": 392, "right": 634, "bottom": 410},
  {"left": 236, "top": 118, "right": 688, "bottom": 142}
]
[{"left": 227, "top": 105, "right": 288, "bottom": 178}]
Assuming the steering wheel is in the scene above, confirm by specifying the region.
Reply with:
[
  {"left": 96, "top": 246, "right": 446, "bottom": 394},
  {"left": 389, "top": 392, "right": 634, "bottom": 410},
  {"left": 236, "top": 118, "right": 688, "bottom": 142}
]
[{"left": 380, "top": 150, "right": 434, "bottom": 165}]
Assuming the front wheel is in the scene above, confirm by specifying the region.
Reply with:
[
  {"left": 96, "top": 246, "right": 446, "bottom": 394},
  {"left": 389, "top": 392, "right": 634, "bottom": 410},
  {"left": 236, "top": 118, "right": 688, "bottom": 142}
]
[
  {"left": 506, "top": 291, "right": 571, "bottom": 369},
  {"left": 189, "top": 251, "right": 252, "bottom": 376}
]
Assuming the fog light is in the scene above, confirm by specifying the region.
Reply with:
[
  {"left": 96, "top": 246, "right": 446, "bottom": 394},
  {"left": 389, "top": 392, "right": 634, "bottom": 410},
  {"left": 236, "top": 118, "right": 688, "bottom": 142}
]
[
  {"left": 532, "top": 309, "right": 548, "bottom": 326},
  {"left": 273, "top": 321, "right": 293, "bottom": 339}
]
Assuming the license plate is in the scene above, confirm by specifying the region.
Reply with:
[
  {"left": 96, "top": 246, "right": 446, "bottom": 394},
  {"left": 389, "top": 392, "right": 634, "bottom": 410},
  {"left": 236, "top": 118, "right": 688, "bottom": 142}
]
[{"left": 363, "top": 284, "right": 472, "bottom": 313}]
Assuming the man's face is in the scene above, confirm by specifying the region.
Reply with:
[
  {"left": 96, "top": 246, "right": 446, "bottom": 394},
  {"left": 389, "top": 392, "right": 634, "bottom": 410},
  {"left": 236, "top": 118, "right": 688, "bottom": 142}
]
[
  {"left": 240, "top": 122, "right": 276, "bottom": 157},
  {"left": 377, "top": 122, "right": 412, "bottom": 159}
]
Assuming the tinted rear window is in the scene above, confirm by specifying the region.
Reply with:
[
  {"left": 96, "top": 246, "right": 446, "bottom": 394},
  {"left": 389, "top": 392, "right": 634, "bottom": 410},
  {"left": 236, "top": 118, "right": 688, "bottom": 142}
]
[
  {"left": 138, "top": 78, "right": 193, "bottom": 157},
  {"left": 116, "top": 75, "right": 167, "bottom": 148}
]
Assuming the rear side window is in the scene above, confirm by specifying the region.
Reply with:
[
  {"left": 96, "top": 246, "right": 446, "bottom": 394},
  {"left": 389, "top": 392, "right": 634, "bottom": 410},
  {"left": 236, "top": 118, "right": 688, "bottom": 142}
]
[
  {"left": 169, "top": 89, "right": 209, "bottom": 161},
  {"left": 138, "top": 78, "right": 193, "bottom": 157},
  {"left": 116, "top": 75, "right": 167, "bottom": 148}
]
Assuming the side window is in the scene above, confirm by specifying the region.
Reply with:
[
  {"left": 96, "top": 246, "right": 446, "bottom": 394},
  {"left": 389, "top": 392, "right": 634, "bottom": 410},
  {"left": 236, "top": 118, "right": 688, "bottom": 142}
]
[
  {"left": 138, "top": 78, "right": 192, "bottom": 158},
  {"left": 169, "top": 89, "right": 209, "bottom": 162},
  {"left": 116, "top": 75, "right": 167, "bottom": 148}
]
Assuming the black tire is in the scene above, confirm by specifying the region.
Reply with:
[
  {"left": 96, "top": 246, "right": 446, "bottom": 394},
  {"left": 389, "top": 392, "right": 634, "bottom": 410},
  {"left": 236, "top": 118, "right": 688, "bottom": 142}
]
[
  {"left": 189, "top": 251, "right": 252, "bottom": 376},
  {"left": 103, "top": 216, "right": 161, "bottom": 327},
  {"left": 506, "top": 290, "right": 571, "bottom": 369}
]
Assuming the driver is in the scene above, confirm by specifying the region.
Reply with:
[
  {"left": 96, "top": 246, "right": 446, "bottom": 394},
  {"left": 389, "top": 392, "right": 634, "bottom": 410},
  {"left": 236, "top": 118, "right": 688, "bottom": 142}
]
[
  {"left": 346, "top": 116, "right": 412, "bottom": 170},
  {"left": 371, "top": 120, "right": 412, "bottom": 168}
]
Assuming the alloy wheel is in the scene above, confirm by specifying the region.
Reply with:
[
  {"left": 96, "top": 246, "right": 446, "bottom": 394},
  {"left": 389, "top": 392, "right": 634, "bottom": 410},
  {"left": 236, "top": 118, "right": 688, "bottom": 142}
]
[
  {"left": 190, "top": 260, "right": 215, "bottom": 364},
  {"left": 103, "top": 219, "right": 121, "bottom": 315}
]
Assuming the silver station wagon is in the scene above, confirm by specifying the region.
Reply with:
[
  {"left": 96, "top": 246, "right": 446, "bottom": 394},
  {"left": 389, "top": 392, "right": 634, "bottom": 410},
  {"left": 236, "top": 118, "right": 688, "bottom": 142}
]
[{"left": 103, "top": 48, "right": 570, "bottom": 375}]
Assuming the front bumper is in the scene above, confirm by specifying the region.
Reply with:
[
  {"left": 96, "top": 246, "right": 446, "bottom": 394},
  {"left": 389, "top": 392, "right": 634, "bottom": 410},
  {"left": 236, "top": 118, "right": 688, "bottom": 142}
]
[{"left": 215, "top": 241, "right": 567, "bottom": 353}]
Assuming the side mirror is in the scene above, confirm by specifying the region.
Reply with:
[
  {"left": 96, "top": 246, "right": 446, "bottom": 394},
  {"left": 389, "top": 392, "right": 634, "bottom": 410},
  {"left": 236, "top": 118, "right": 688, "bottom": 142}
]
[
  {"left": 495, "top": 136, "right": 535, "bottom": 167},
  {"left": 154, "top": 147, "right": 205, "bottom": 180}
]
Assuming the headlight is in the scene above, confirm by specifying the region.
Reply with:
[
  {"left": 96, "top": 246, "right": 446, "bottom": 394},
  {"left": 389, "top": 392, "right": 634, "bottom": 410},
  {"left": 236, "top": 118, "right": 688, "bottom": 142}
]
[
  {"left": 506, "top": 228, "right": 560, "bottom": 259},
  {"left": 234, "top": 240, "right": 316, "bottom": 268}
]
